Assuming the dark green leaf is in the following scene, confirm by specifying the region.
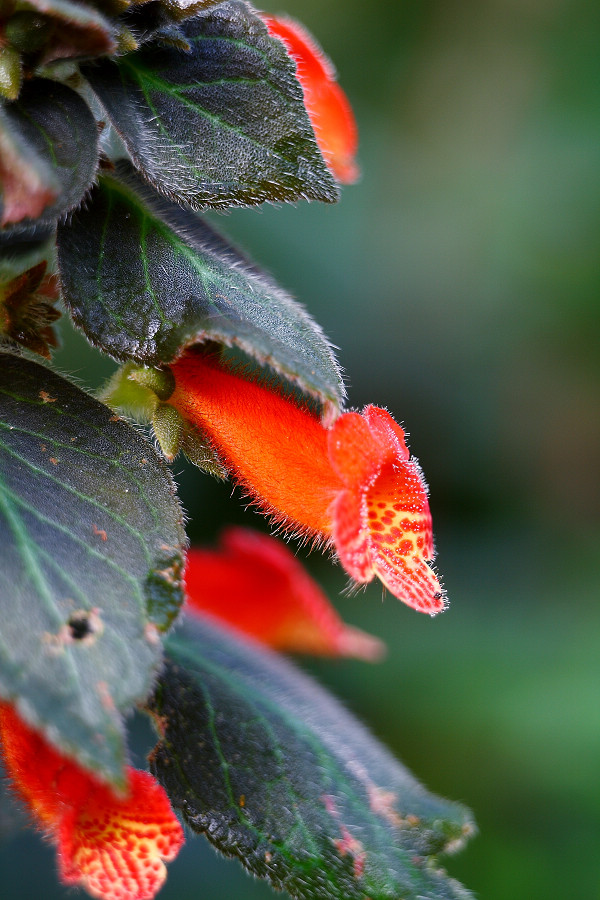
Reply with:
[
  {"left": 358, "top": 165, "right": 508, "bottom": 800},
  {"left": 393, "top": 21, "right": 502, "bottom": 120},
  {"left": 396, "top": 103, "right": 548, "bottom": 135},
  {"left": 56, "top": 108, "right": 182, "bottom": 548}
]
[
  {"left": 149, "top": 617, "right": 475, "bottom": 900},
  {"left": 0, "top": 79, "right": 99, "bottom": 232},
  {"left": 56, "top": 165, "right": 345, "bottom": 411},
  {"left": 22, "top": 0, "right": 116, "bottom": 63},
  {"left": 147, "top": 0, "right": 225, "bottom": 23},
  {"left": 84, "top": 0, "right": 338, "bottom": 208},
  {"left": 117, "top": 0, "right": 224, "bottom": 49},
  {"left": 0, "top": 101, "right": 58, "bottom": 227},
  {"left": 0, "top": 351, "right": 185, "bottom": 785}
]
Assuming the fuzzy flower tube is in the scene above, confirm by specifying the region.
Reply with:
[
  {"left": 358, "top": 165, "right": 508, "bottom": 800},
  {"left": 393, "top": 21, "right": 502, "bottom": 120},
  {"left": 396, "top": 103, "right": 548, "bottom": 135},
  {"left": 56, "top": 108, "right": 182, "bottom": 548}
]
[
  {"left": 263, "top": 15, "right": 359, "bottom": 185},
  {"left": 0, "top": 702, "right": 184, "bottom": 900},
  {"left": 168, "top": 352, "right": 445, "bottom": 615},
  {"left": 185, "top": 527, "right": 385, "bottom": 659}
]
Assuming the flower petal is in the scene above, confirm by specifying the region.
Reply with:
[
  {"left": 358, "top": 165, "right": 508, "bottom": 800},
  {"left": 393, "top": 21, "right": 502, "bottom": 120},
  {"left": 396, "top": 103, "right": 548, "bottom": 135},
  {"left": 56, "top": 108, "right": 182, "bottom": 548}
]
[
  {"left": 329, "top": 489, "right": 372, "bottom": 583},
  {"left": 0, "top": 701, "right": 89, "bottom": 828},
  {"left": 167, "top": 356, "right": 445, "bottom": 613},
  {"left": 0, "top": 702, "right": 183, "bottom": 900},
  {"left": 58, "top": 768, "right": 184, "bottom": 900},
  {"left": 363, "top": 405, "right": 410, "bottom": 462},
  {"left": 263, "top": 15, "right": 359, "bottom": 184},
  {"left": 169, "top": 352, "right": 337, "bottom": 536},
  {"left": 185, "top": 527, "right": 384, "bottom": 661},
  {"left": 366, "top": 461, "right": 445, "bottom": 614},
  {"left": 327, "top": 411, "right": 382, "bottom": 488}
]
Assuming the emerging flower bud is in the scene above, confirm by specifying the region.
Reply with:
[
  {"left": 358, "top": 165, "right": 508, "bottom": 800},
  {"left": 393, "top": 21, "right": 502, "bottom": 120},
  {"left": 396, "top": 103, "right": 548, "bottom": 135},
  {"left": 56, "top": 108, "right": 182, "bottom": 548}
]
[
  {"left": 263, "top": 15, "right": 359, "bottom": 184},
  {"left": 185, "top": 526, "right": 385, "bottom": 660},
  {"left": 0, "top": 702, "right": 184, "bottom": 900},
  {"left": 168, "top": 351, "right": 446, "bottom": 615}
]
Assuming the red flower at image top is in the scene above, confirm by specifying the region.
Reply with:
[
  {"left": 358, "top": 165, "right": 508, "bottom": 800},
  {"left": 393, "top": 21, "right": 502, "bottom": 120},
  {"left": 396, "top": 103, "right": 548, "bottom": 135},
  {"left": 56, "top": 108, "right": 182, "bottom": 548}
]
[
  {"left": 263, "top": 15, "right": 359, "bottom": 184},
  {"left": 0, "top": 702, "right": 184, "bottom": 900},
  {"left": 185, "top": 526, "right": 385, "bottom": 660},
  {"left": 168, "top": 351, "right": 446, "bottom": 615}
]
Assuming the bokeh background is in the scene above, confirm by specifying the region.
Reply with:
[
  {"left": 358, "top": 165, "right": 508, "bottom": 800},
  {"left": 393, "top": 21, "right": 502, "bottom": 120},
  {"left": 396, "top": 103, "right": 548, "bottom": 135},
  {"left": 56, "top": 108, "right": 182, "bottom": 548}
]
[{"left": 2, "top": 0, "right": 599, "bottom": 897}]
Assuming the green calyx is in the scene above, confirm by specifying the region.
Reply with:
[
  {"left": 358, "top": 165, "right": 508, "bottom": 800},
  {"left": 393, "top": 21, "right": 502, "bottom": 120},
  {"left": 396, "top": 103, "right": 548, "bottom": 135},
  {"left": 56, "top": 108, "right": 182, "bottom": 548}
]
[
  {"left": 99, "top": 361, "right": 227, "bottom": 474},
  {"left": 98, "top": 362, "right": 173, "bottom": 423}
]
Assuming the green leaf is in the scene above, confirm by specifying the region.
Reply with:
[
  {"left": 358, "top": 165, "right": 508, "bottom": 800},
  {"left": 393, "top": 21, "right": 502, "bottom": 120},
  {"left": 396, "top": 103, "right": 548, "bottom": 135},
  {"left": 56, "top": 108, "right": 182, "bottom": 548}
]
[
  {"left": 149, "top": 617, "right": 475, "bottom": 900},
  {"left": 0, "top": 101, "right": 58, "bottom": 227},
  {"left": 0, "top": 79, "right": 99, "bottom": 232},
  {"left": 84, "top": 0, "right": 338, "bottom": 208},
  {"left": 158, "top": 0, "right": 227, "bottom": 23},
  {"left": 0, "top": 351, "right": 185, "bottom": 785},
  {"left": 56, "top": 164, "right": 345, "bottom": 411},
  {"left": 117, "top": 0, "right": 224, "bottom": 49},
  {"left": 20, "top": 0, "right": 116, "bottom": 63}
]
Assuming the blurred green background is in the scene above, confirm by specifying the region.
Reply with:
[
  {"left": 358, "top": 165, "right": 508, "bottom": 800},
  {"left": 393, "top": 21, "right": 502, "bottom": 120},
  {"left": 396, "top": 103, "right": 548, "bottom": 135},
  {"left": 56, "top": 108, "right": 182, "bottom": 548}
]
[{"left": 2, "top": 0, "right": 599, "bottom": 897}]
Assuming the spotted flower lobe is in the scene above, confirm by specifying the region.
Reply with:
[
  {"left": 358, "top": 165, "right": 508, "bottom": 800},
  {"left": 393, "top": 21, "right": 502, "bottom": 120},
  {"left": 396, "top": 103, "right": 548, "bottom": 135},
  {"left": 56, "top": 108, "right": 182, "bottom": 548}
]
[
  {"left": 0, "top": 702, "right": 184, "bottom": 900},
  {"left": 58, "top": 769, "right": 183, "bottom": 900},
  {"left": 329, "top": 406, "right": 445, "bottom": 614}
]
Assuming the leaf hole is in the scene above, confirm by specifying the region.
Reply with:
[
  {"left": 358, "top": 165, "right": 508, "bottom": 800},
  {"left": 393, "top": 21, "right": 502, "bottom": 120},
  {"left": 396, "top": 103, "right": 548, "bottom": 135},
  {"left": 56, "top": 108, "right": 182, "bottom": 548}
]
[
  {"left": 66, "top": 609, "right": 103, "bottom": 645},
  {"left": 68, "top": 614, "right": 92, "bottom": 640}
]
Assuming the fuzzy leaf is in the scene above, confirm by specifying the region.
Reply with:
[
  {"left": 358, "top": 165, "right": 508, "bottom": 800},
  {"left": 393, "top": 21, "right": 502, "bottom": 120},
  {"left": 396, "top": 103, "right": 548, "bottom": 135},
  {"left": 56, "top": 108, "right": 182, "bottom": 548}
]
[
  {"left": 0, "top": 102, "right": 58, "bottom": 227},
  {"left": 56, "top": 165, "right": 345, "bottom": 410},
  {"left": 149, "top": 616, "right": 475, "bottom": 900},
  {"left": 84, "top": 0, "right": 338, "bottom": 208},
  {"left": 161, "top": 0, "right": 225, "bottom": 20},
  {"left": 21, "top": 0, "right": 116, "bottom": 63},
  {"left": 117, "top": 0, "right": 224, "bottom": 48},
  {"left": 0, "top": 79, "right": 99, "bottom": 231},
  {"left": 0, "top": 352, "right": 185, "bottom": 785}
]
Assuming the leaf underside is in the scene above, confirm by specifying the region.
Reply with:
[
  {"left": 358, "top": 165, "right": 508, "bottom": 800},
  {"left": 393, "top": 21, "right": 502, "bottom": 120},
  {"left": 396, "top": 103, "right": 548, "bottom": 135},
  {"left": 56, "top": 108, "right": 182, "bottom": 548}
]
[
  {"left": 56, "top": 163, "right": 345, "bottom": 410},
  {"left": 0, "top": 79, "right": 99, "bottom": 233},
  {"left": 0, "top": 351, "right": 185, "bottom": 784},
  {"left": 84, "top": 0, "right": 338, "bottom": 209},
  {"left": 23, "top": 0, "right": 116, "bottom": 63},
  {"left": 149, "top": 616, "right": 475, "bottom": 900}
]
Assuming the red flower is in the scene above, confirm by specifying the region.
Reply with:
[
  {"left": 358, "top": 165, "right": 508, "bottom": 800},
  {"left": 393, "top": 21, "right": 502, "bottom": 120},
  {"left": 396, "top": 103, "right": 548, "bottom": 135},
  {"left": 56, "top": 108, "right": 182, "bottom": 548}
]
[
  {"left": 263, "top": 15, "right": 359, "bottom": 184},
  {"left": 168, "top": 351, "right": 445, "bottom": 615},
  {"left": 0, "top": 701, "right": 184, "bottom": 900},
  {"left": 185, "top": 527, "right": 385, "bottom": 659}
]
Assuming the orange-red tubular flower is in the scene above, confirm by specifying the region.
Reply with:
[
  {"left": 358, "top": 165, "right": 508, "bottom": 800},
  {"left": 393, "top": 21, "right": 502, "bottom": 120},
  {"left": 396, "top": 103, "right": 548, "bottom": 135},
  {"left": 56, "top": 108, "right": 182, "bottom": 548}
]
[
  {"left": 168, "top": 352, "right": 446, "bottom": 615},
  {"left": 185, "top": 527, "right": 385, "bottom": 660},
  {"left": 0, "top": 701, "right": 184, "bottom": 900},
  {"left": 263, "top": 15, "right": 359, "bottom": 184}
]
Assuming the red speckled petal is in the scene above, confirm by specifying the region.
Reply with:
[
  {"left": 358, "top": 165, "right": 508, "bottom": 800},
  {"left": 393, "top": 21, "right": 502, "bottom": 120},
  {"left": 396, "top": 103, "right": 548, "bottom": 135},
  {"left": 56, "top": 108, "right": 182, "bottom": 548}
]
[
  {"left": 330, "top": 489, "right": 373, "bottom": 583},
  {"left": 327, "top": 411, "right": 382, "bottom": 487},
  {"left": 58, "top": 768, "right": 184, "bottom": 900},
  {"left": 367, "top": 461, "right": 445, "bottom": 614}
]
